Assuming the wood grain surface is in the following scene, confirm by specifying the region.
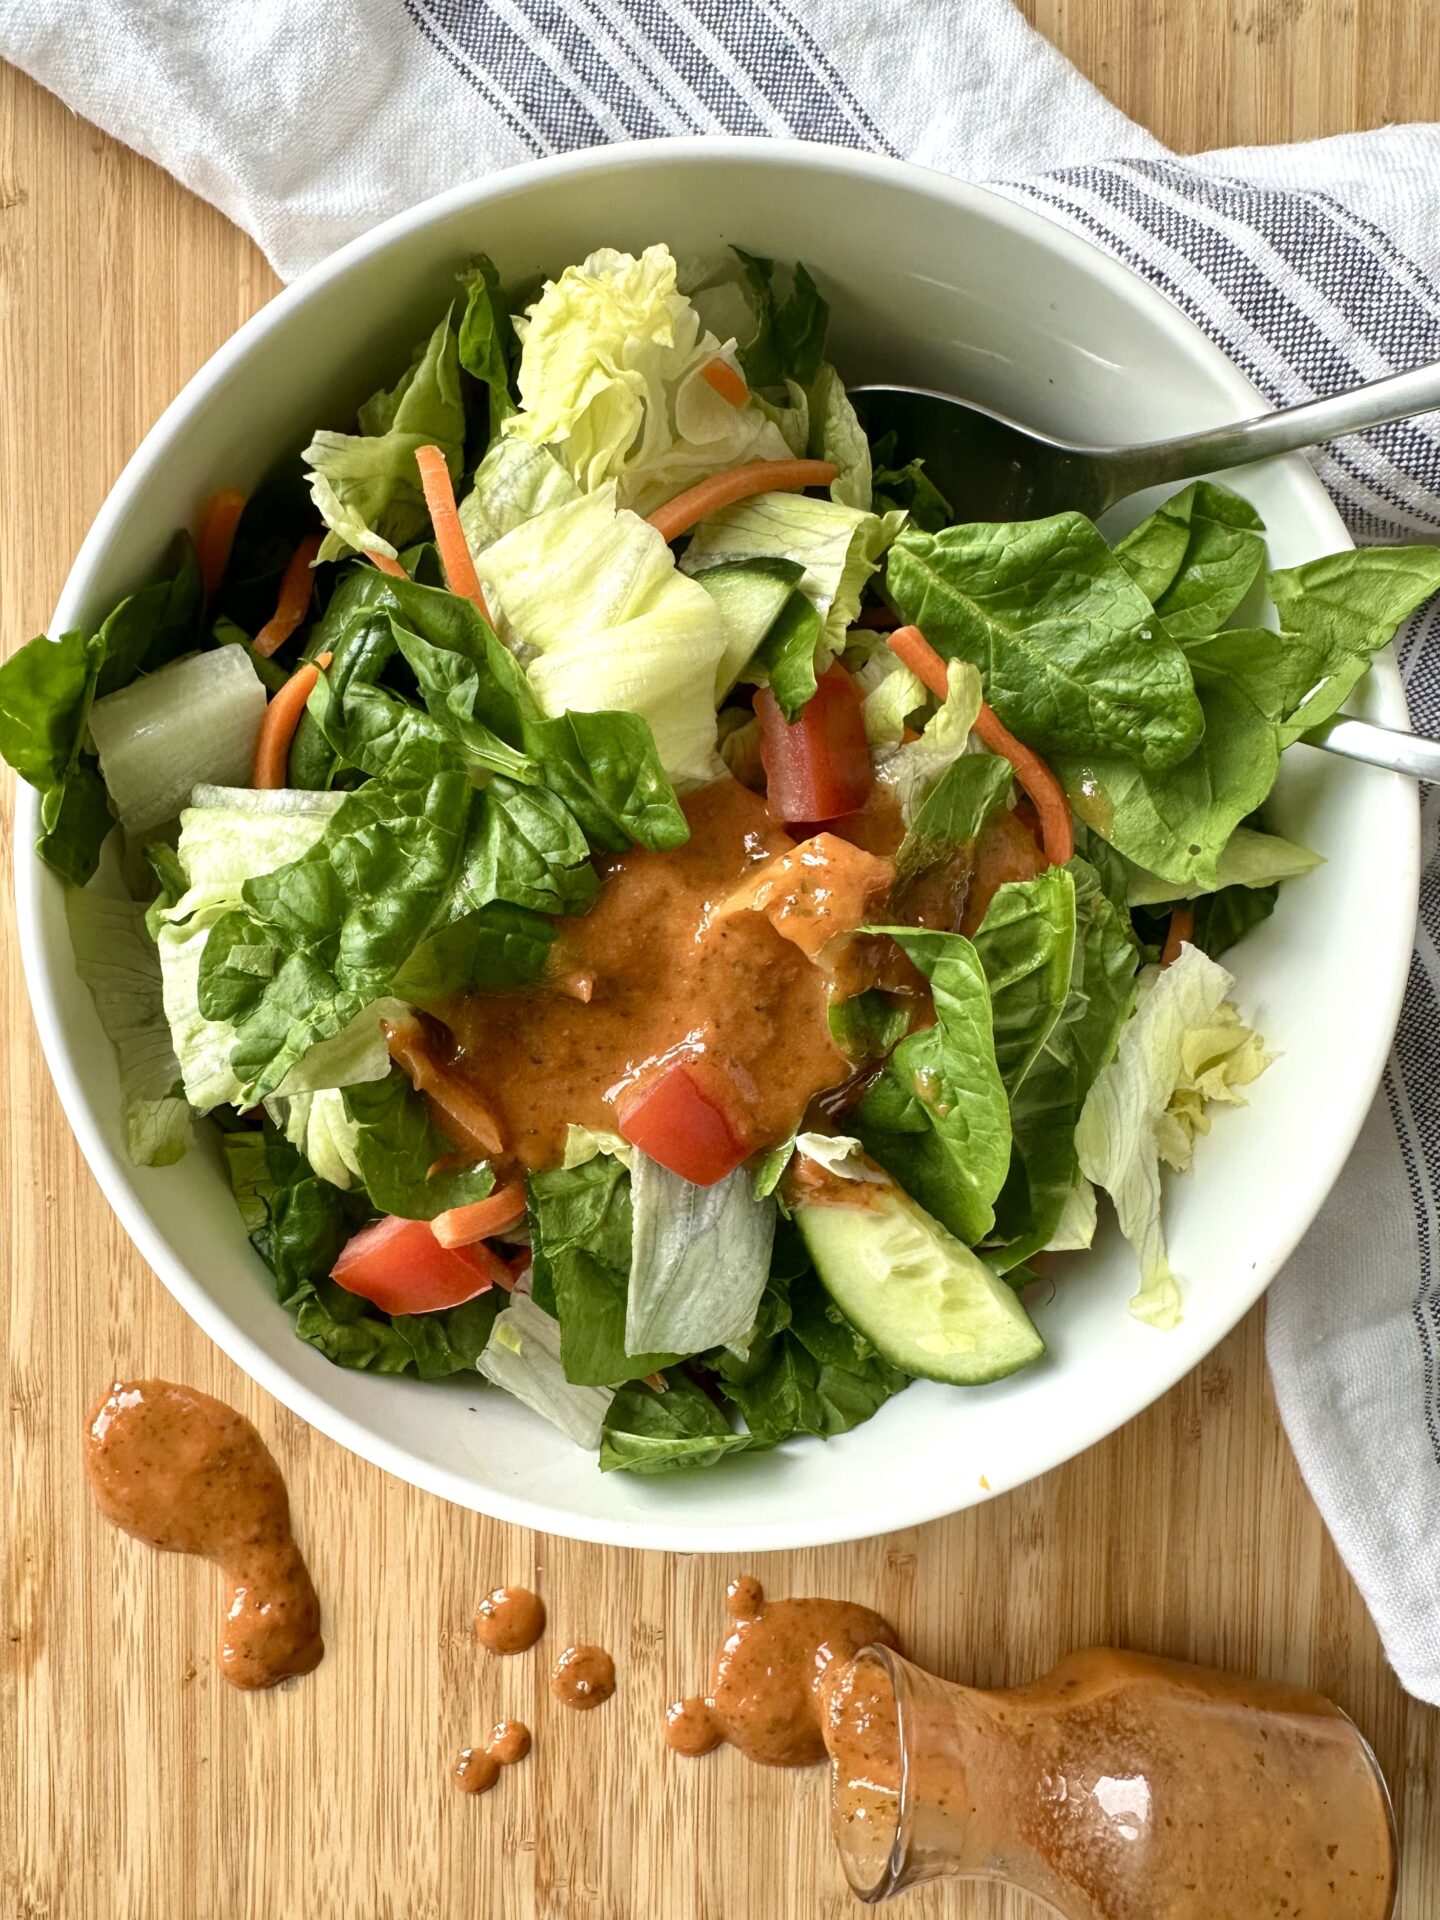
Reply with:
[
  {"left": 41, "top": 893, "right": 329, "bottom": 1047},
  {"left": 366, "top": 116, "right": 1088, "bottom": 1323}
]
[{"left": 3, "top": 7, "right": 1438, "bottom": 1915}]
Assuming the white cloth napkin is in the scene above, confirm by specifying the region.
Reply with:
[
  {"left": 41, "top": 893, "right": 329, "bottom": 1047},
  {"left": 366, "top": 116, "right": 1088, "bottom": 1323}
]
[{"left": 5, "top": 0, "right": 1440, "bottom": 1699}]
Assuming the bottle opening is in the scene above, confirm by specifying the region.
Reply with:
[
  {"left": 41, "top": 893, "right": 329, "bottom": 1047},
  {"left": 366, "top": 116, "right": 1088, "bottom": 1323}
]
[{"left": 825, "top": 1644, "right": 910, "bottom": 1903}]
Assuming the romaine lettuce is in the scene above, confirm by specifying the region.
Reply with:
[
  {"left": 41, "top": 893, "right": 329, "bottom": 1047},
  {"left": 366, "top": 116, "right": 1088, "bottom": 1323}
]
[{"left": 626, "top": 1156, "right": 776, "bottom": 1358}]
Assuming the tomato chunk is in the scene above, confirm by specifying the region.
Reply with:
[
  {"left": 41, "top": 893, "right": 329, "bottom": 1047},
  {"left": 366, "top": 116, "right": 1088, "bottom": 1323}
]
[
  {"left": 755, "top": 662, "right": 872, "bottom": 823},
  {"left": 331, "top": 1215, "right": 507, "bottom": 1315},
  {"left": 616, "top": 1058, "right": 755, "bottom": 1187}
]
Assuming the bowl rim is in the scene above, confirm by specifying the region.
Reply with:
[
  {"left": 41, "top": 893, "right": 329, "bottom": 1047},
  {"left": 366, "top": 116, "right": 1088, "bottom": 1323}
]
[{"left": 14, "top": 136, "right": 1420, "bottom": 1550}]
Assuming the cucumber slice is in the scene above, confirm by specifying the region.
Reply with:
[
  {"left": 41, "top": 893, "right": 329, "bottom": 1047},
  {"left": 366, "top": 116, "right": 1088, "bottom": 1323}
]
[{"left": 796, "top": 1182, "right": 1045, "bottom": 1386}]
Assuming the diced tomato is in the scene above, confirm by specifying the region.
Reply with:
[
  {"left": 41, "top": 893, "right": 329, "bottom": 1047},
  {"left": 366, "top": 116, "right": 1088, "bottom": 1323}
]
[
  {"left": 754, "top": 662, "right": 872, "bottom": 823},
  {"left": 331, "top": 1215, "right": 507, "bottom": 1315},
  {"left": 616, "top": 1057, "right": 755, "bottom": 1187}
]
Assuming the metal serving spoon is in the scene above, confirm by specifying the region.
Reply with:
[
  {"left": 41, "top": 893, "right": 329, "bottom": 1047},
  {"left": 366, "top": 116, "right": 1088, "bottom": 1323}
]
[{"left": 853, "top": 367, "right": 1440, "bottom": 781}]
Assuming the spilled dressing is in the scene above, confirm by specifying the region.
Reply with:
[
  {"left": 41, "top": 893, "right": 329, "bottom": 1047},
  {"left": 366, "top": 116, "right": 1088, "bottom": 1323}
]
[
  {"left": 452, "top": 1719, "right": 531, "bottom": 1795},
  {"left": 83, "top": 1379, "right": 323, "bottom": 1690},
  {"left": 551, "top": 1643, "right": 616, "bottom": 1711},
  {"left": 665, "top": 1575, "right": 897, "bottom": 1767},
  {"left": 474, "top": 1584, "right": 546, "bottom": 1655}
]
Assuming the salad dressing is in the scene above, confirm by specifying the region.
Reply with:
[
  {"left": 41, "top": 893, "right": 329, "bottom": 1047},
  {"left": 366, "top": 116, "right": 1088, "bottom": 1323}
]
[
  {"left": 665, "top": 1575, "right": 898, "bottom": 1767},
  {"left": 551, "top": 1642, "right": 616, "bottom": 1710},
  {"left": 438, "top": 779, "right": 852, "bottom": 1168},
  {"left": 83, "top": 1380, "right": 323, "bottom": 1690},
  {"left": 452, "top": 1719, "right": 531, "bottom": 1795},
  {"left": 474, "top": 1584, "right": 546, "bottom": 1654}
]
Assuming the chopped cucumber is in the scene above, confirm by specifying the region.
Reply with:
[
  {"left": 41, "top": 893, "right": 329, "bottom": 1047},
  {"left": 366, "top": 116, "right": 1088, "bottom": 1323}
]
[{"left": 795, "top": 1180, "right": 1045, "bottom": 1386}]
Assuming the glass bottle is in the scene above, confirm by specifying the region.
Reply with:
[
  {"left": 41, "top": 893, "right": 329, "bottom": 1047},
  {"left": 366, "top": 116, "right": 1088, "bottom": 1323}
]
[{"left": 826, "top": 1645, "right": 1397, "bottom": 1917}]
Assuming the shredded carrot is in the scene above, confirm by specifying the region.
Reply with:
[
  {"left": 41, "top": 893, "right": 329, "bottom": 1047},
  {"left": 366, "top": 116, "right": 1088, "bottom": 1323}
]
[
  {"left": 699, "top": 356, "right": 750, "bottom": 407},
  {"left": 1161, "top": 905, "right": 1194, "bottom": 967},
  {"left": 641, "top": 1371, "right": 670, "bottom": 1393},
  {"left": 383, "top": 1014, "right": 508, "bottom": 1157},
  {"left": 886, "top": 624, "right": 1075, "bottom": 867},
  {"left": 647, "top": 458, "right": 839, "bottom": 545},
  {"left": 415, "top": 444, "right": 490, "bottom": 621},
  {"left": 253, "top": 532, "right": 323, "bottom": 658},
  {"left": 196, "top": 488, "right": 246, "bottom": 600},
  {"left": 431, "top": 1180, "right": 528, "bottom": 1250},
  {"left": 367, "top": 548, "right": 409, "bottom": 579},
  {"left": 252, "top": 649, "right": 331, "bottom": 789}
]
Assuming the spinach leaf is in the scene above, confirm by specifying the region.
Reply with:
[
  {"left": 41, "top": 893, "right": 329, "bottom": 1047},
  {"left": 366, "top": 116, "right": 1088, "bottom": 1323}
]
[
  {"left": 600, "top": 1374, "right": 750, "bottom": 1475},
  {"left": 340, "top": 1069, "right": 494, "bottom": 1219},
  {"left": 225, "top": 1126, "right": 501, "bottom": 1377},
  {"left": 708, "top": 1264, "right": 907, "bottom": 1446},
  {"left": 213, "top": 475, "right": 314, "bottom": 633},
  {"left": 200, "top": 749, "right": 566, "bottom": 1101},
  {"left": 95, "top": 538, "right": 205, "bottom": 694},
  {"left": 0, "top": 627, "right": 111, "bottom": 883},
  {"left": 528, "top": 1157, "right": 681, "bottom": 1386},
  {"left": 829, "top": 988, "right": 910, "bottom": 1063},
  {"left": 895, "top": 753, "right": 1012, "bottom": 894},
  {"left": 378, "top": 575, "right": 687, "bottom": 851},
  {"left": 988, "top": 858, "right": 1138, "bottom": 1267},
  {"left": 1055, "top": 635, "right": 1286, "bottom": 889},
  {"left": 733, "top": 250, "right": 830, "bottom": 390},
  {"left": 971, "top": 866, "right": 1077, "bottom": 1096},
  {"left": 887, "top": 516, "right": 1203, "bottom": 771},
  {"left": 1113, "top": 481, "right": 1265, "bottom": 639},
  {"left": 392, "top": 902, "right": 554, "bottom": 1000},
  {"left": 1240, "top": 545, "right": 1440, "bottom": 745},
  {"left": 854, "top": 927, "right": 1011, "bottom": 1245}
]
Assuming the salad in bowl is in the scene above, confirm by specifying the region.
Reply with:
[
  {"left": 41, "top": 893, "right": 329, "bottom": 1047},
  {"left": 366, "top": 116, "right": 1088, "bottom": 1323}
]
[{"left": 6, "top": 239, "right": 1437, "bottom": 1478}]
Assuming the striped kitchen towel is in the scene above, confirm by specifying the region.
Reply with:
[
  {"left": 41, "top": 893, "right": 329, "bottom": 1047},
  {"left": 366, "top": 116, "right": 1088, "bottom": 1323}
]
[{"left": 4, "top": 0, "right": 1439, "bottom": 1698}]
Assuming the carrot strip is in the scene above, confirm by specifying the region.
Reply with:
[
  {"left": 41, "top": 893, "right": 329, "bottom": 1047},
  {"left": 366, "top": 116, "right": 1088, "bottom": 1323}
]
[
  {"left": 699, "top": 356, "right": 750, "bottom": 407},
  {"left": 383, "top": 1014, "right": 508, "bottom": 1158},
  {"left": 647, "top": 458, "right": 839, "bottom": 545},
  {"left": 431, "top": 1180, "right": 528, "bottom": 1250},
  {"left": 367, "top": 548, "right": 409, "bottom": 579},
  {"left": 252, "top": 649, "right": 331, "bottom": 789},
  {"left": 1161, "top": 905, "right": 1194, "bottom": 968},
  {"left": 415, "top": 444, "right": 490, "bottom": 621},
  {"left": 886, "top": 625, "right": 1075, "bottom": 868},
  {"left": 253, "top": 532, "right": 323, "bottom": 658},
  {"left": 196, "top": 488, "right": 246, "bottom": 600}
]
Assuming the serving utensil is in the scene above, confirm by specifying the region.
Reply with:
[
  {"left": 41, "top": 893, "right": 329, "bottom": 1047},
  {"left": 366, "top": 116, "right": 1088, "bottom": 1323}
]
[{"left": 853, "top": 367, "right": 1440, "bottom": 781}]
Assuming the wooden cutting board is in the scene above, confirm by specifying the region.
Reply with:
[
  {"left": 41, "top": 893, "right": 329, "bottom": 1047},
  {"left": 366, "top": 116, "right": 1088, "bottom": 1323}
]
[{"left": 4, "top": 10, "right": 1439, "bottom": 1913}]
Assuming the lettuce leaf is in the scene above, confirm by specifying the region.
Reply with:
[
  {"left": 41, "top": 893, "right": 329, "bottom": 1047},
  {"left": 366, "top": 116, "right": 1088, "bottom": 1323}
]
[
  {"left": 625, "top": 1157, "right": 776, "bottom": 1358},
  {"left": 732, "top": 249, "right": 830, "bottom": 390},
  {"left": 0, "top": 628, "right": 109, "bottom": 882},
  {"left": 66, "top": 888, "right": 193, "bottom": 1167},
  {"left": 805, "top": 361, "right": 871, "bottom": 510},
  {"left": 854, "top": 927, "right": 1011, "bottom": 1245},
  {"left": 680, "top": 493, "right": 903, "bottom": 666},
  {"left": 479, "top": 485, "right": 726, "bottom": 788},
  {"left": 1112, "top": 481, "right": 1266, "bottom": 639},
  {"left": 480, "top": 1297, "right": 614, "bottom": 1443},
  {"left": 155, "top": 786, "right": 396, "bottom": 1109},
  {"left": 304, "top": 308, "right": 465, "bottom": 563},
  {"left": 527, "top": 1157, "right": 680, "bottom": 1386},
  {"left": 504, "top": 244, "right": 789, "bottom": 516},
  {"left": 456, "top": 253, "right": 519, "bottom": 439},
  {"left": 877, "top": 659, "right": 985, "bottom": 821},
  {"left": 1076, "top": 946, "right": 1268, "bottom": 1329},
  {"left": 457, "top": 437, "right": 580, "bottom": 555},
  {"left": 886, "top": 515, "right": 1204, "bottom": 772}
]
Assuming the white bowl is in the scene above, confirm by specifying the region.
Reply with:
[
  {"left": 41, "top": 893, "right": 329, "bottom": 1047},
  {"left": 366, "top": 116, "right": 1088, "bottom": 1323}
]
[{"left": 17, "top": 140, "right": 1418, "bottom": 1551}]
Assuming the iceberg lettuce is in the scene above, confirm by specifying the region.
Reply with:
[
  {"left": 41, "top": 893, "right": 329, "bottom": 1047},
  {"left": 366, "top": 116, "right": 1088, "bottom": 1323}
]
[
  {"left": 478, "top": 485, "right": 726, "bottom": 787},
  {"left": 1076, "top": 946, "right": 1270, "bottom": 1330},
  {"left": 503, "top": 245, "right": 789, "bottom": 517}
]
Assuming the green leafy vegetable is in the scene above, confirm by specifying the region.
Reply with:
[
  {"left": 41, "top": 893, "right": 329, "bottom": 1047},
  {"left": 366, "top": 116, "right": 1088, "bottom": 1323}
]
[
  {"left": 626, "top": 1157, "right": 777, "bottom": 1358},
  {"left": 1112, "top": 482, "right": 1265, "bottom": 639},
  {"left": 477, "top": 1292, "right": 613, "bottom": 1443},
  {"left": 971, "top": 866, "right": 1077, "bottom": 1096},
  {"left": 0, "top": 628, "right": 109, "bottom": 881},
  {"left": 304, "top": 307, "right": 465, "bottom": 563},
  {"left": 339, "top": 1069, "right": 494, "bottom": 1219},
  {"left": 733, "top": 249, "right": 830, "bottom": 391},
  {"left": 988, "top": 858, "right": 1138, "bottom": 1268},
  {"left": 886, "top": 515, "right": 1204, "bottom": 771},
  {"left": 870, "top": 429, "right": 953, "bottom": 533},
  {"left": 600, "top": 1373, "right": 750, "bottom": 1475},
  {"left": 66, "top": 888, "right": 193, "bottom": 1166},
  {"left": 456, "top": 253, "right": 518, "bottom": 439},
  {"left": 527, "top": 1157, "right": 680, "bottom": 1386},
  {"left": 854, "top": 927, "right": 1011, "bottom": 1245}
]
